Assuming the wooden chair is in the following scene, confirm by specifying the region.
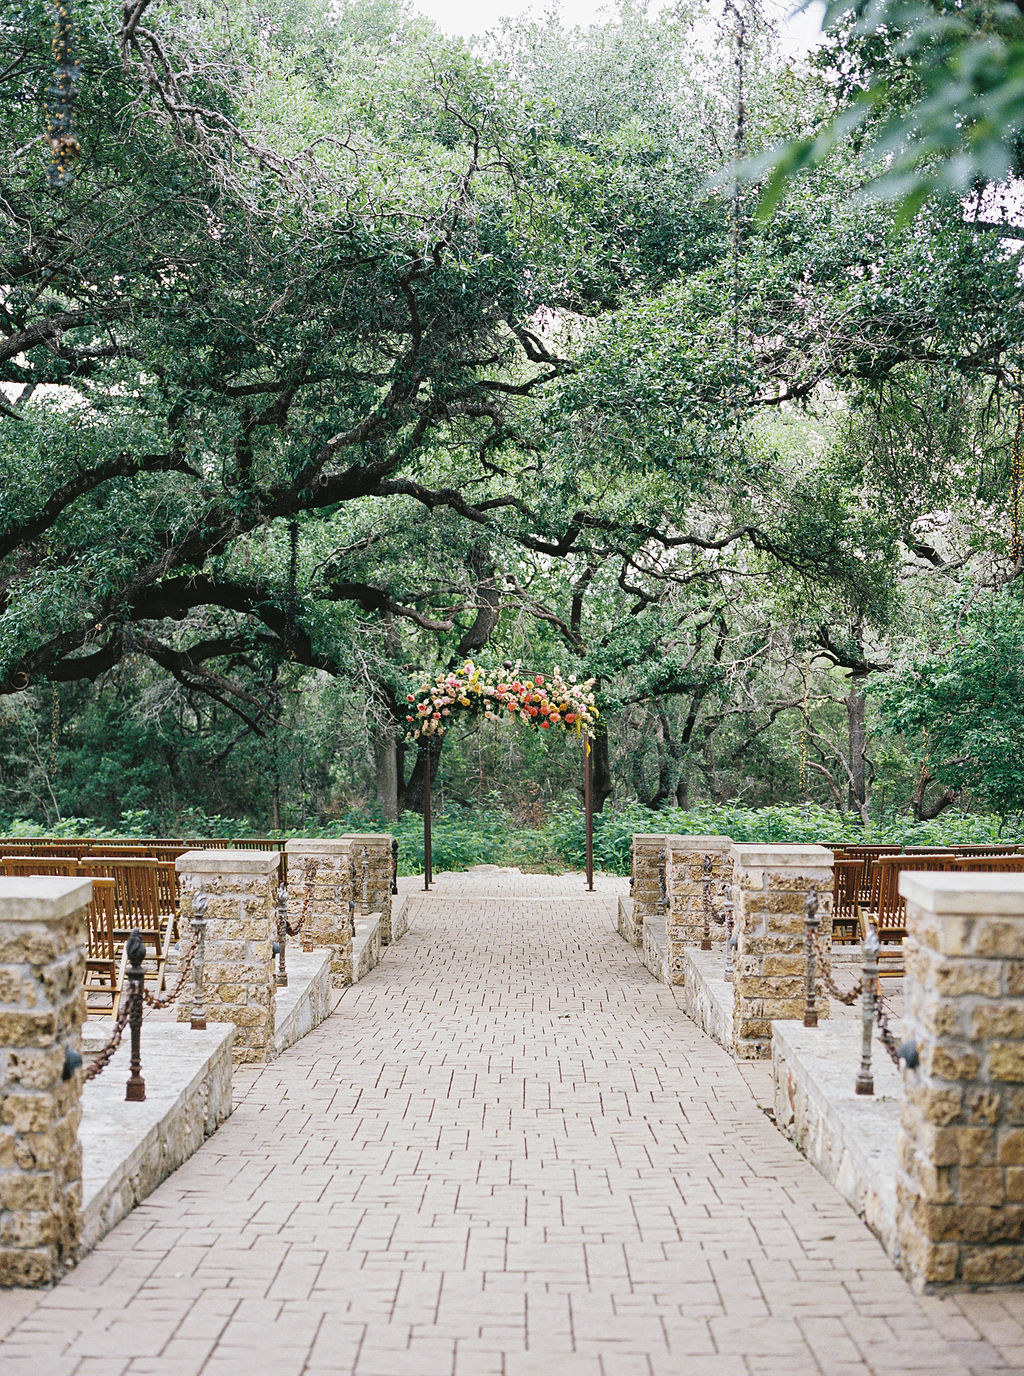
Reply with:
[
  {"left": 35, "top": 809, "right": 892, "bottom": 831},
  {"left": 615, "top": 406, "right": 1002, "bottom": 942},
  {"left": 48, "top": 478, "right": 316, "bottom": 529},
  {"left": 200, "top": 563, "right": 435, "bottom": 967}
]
[
  {"left": 81, "top": 860, "right": 171, "bottom": 993},
  {"left": 953, "top": 855, "right": 1024, "bottom": 873},
  {"left": 0, "top": 856, "right": 81, "bottom": 876},
  {"left": 953, "top": 844, "right": 1021, "bottom": 857},
  {"left": 831, "top": 859, "right": 863, "bottom": 944},
  {"left": 859, "top": 854, "right": 955, "bottom": 976},
  {"left": 82, "top": 878, "right": 120, "bottom": 1012}
]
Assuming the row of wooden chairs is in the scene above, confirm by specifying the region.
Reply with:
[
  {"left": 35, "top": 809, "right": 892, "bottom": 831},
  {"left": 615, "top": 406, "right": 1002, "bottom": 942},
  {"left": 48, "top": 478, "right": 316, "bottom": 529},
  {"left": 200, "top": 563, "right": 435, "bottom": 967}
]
[
  {"left": 0, "top": 855, "right": 179, "bottom": 1013},
  {"left": 831, "top": 851, "right": 1024, "bottom": 976}
]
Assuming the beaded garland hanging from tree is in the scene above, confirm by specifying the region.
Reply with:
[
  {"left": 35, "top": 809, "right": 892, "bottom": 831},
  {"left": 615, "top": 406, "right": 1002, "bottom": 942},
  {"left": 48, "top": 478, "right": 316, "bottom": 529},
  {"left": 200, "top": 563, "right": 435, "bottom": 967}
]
[{"left": 405, "top": 662, "right": 599, "bottom": 741}]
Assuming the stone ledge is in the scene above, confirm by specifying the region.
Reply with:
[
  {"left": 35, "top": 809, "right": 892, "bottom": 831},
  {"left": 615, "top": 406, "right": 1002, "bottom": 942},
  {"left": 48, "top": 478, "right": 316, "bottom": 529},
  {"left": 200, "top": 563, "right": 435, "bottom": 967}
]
[
  {"left": 79, "top": 1023, "right": 235, "bottom": 1256},
  {"left": 900, "top": 871, "right": 1024, "bottom": 915},
  {"left": 680, "top": 947, "right": 734, "bottom": 1051},
  {"left": 0, "top": 877, "right": 93, "bottom": 923},
  {"left": 353, "top": 913, "right": 382, "bottom": 982},
  {"left": 642, "top": 917, "right": 666, "bottom": 982},
  {"left": 175, "top": 849, "right": 280, "bottom": 876},
  {"left": 772, "top": 1019, "right": 901, "bottom": 1260},
  {"left": 390, "top": 894, "right": 409, "bottom": 942},
  {"left": 617, "top": 896, "right": 640, "bottom": 946},
  {"left": 731, "top": 842, "right": 834, "bottom": 867},
  {"left": 273, "top": 950, "right": 333, "bottom": 1056},
  {"left": 284, "top": 838, "right": 351, "bottom": 855}
]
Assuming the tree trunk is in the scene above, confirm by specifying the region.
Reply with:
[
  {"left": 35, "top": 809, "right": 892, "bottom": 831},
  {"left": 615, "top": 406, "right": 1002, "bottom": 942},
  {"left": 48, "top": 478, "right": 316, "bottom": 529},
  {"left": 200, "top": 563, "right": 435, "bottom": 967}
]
[
  {"left": 591, "top": 728, "right": 612, "bottom": 813},
  {"left": 400, "top": 735, "right": 444, "bottom": 814},
  {"left": 845, "top": 685, "right": 869, "bottom": 823},
  {"left": 911, "top": 763, "right": 957, "bottom": 821},
  {"left": 373, "top": 728, "right": 399, "bottom": 821}
]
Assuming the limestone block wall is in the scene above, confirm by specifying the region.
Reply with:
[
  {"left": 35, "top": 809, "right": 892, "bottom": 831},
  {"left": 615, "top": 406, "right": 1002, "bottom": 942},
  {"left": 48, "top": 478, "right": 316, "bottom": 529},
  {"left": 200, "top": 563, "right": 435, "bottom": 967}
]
[
  {"left": 341, "top": 834, "right": 394, "bottom": 942},
  {"left": 630, "top": 834, "right": 669, "bottom": 944},
  {"left": 897, "top": 872, "right": 1024, "bottom": 1289},
  {"left": 283, "top": 840, "right": 354, "bottom": 987},
  {"left": 731, "top": 844, "right": 834, "bottom": 1060},
  {"left": 665, "top": 835, "right": 732, "bottom": 986},
  {"left": 175, "top": 851, "right": 279, "bottom": 1063},
  {"left": 0, "top": 877, "right": 91, "bottom": 1286}
]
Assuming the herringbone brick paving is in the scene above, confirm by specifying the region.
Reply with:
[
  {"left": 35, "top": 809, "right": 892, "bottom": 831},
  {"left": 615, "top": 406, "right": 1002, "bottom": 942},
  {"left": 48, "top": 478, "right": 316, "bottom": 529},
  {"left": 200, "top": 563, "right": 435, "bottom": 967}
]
[{"left": 2, "top": 869, "right": 1023, "bottom": 1375}]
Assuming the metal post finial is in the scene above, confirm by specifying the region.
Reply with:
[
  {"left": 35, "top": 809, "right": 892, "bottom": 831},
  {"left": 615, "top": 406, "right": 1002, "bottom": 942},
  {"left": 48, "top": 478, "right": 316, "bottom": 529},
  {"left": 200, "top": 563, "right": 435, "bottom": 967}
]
[
  {"left": 803, "top": 884, "right": 820, "bottom": 1028},
  {"left": 856, "top": 924, "right": 880, "bottom": 1095},
  {"left": 701, "top": 853, "right": 713, "bottom": 949},
  {"left": 190, "top": 889, "right": 208, "bottom": 1030},
  {"left": 125, "top": 928, "right": 147, "bottom": 1101},
  {"left": 276, "top": 881, "right": 289, "bottom": 987}
]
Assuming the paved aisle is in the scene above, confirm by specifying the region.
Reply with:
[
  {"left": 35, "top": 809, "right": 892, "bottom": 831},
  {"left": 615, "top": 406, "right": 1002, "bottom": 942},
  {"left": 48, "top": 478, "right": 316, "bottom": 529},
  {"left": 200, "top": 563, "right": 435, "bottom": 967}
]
[{"left": 2, "top": 873, "right": 1023, "bottom": 1375}]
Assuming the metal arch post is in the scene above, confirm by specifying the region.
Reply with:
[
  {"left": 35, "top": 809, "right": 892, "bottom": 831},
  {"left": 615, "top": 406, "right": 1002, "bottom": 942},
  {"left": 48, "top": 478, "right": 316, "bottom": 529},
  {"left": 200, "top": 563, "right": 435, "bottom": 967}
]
[
  {"left": 424, "top": 749, "right": 433, "bottom": 892},
  {"left": 584, "top": 736, "right": 594, "bottom": 893}
]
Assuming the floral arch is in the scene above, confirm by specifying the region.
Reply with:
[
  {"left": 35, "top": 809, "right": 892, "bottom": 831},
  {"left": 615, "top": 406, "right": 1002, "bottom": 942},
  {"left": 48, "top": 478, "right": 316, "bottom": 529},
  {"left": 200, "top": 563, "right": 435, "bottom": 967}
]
[{"left": 405, "top": 661, "right": 600, "bottom": 890}]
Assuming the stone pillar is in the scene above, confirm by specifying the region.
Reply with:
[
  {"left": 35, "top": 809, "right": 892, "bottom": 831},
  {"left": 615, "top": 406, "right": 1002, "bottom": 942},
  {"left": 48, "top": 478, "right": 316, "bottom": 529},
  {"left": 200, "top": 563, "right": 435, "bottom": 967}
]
[
  {"left": 897, "top": 871, "right": 1024, "bottom": 1289},
  {"left": 0, "top": 877, "right": 90, "bottom": 1286},
  {"left": 341, "top": 834, "right": 395, "bottom": 942},
  {"left": 665, "top": 835, "right": 733, "bottom": 985},
  {"left": 175, "top": 851, "right": 278, "bottom": 1064},
  {"left": 731, "top": 844, "right": 833, "bottom": 1060},
  {"left": 629, "top": 834, "right": 669, "bottom": 945},
  {"left": 283, "top": 840, "right": 354, "bottom": 987}
]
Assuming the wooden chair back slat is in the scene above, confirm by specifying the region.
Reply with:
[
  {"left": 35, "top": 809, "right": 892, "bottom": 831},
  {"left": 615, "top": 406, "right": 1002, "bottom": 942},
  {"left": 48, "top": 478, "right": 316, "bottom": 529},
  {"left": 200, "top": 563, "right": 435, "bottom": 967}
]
[{"left": 0, "top": 856, "right": 80, "bottom": 876}]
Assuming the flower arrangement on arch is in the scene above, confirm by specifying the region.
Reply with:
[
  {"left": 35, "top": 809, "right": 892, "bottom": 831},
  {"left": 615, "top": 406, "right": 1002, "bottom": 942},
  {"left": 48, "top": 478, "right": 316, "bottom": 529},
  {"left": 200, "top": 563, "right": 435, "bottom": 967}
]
[{"left": 405, "top": 661, "right": 599, "bottom": 740}]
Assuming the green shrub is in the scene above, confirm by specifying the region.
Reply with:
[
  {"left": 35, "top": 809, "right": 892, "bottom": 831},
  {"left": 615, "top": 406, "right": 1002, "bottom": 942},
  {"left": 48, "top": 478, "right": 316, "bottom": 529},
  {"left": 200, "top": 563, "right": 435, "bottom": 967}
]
[{"left": 0, "top": 801, "right": 1019, "bottom": 876}]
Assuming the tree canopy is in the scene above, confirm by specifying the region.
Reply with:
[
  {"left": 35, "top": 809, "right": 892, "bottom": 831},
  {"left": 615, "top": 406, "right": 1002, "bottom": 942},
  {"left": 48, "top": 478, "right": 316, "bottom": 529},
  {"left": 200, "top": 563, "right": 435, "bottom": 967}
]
[{"left": 1, "top": 0, "right": 1022, "bottom": 834}]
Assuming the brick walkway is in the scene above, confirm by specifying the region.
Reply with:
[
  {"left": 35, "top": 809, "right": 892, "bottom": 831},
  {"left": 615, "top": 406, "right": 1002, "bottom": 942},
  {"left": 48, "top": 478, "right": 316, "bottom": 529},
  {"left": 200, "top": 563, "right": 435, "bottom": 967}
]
[{"left": 3, "top": 870, "right": 1024, "bottom": 1375}]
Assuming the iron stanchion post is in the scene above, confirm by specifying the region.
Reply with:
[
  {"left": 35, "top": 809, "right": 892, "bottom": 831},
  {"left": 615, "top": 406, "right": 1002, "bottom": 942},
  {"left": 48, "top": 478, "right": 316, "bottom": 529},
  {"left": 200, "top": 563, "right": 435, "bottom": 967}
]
[
  {"left": 701, "top": 854, "right": 713, "bottom": 950},
  {"left": 361, "top": 847, "right": 370, "bottom": 915},
  {"left": 803, "top": 886, "right": 819, "bottom": 1028},
  {"left": 723, "top": 897, "right": 736, "bottom": 982},
  {"left": 275, "top": 882, "right": 288, "bottom": 988},
  {"left": 125, "top": 928, "right": 147, "bottom": 1102},
  {"left": 856, "top": 925, "right": 880, "bottom": 1096},
  {"left": 424, "top": 754, "right": 433, "bottom": 891},
  {"left": 391, "top": 838, "right": 399, "bottom": 895},
  {"left": 190, "top": 890, "right": 208, "bottom": 1030},
  {"left": 584, "top": 737, "right": 594, "bottom": 892}
]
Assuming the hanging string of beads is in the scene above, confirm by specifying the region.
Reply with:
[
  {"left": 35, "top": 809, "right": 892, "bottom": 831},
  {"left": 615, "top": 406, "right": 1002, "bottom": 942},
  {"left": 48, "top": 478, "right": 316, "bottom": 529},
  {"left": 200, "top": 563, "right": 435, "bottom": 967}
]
[
  {"left": 286, "top": 520, "right": 299, "bottom": 651},
  {"left": 1011, "top": 399, "right": 1024, "bottom": 563},
  {"left": 724, "top": 0, "right": 747, "bottom": 456},
  {"left": 50, "top": 682, "right": 60, "bottom": 777},
  {"left": 799, "top": 658, "right": 810, "bottom": 798},
  {"left": 47, "top": 0, "right": 80, "bottom": 188}
]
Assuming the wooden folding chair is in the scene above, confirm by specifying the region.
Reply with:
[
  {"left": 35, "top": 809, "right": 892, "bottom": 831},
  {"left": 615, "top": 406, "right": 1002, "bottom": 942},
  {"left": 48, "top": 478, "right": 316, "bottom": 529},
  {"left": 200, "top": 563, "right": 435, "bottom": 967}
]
[
  {"left": 82, "top": 878, "right": 121, "bottom": 1012},
  {"left": 859, "top": 854, "right": 955, "bottom": 976},
  {"left": 831, "top": 858, "right": 863, "bottom": 944},
  {"left": 0, "top": 856, "right": 81, "bottom": 876},
  {"left": 953, "top": 855, "right": 1024, "bottom": 873},
  {"left": 81, "top": 859, "right": 170, "bottom": 993}
]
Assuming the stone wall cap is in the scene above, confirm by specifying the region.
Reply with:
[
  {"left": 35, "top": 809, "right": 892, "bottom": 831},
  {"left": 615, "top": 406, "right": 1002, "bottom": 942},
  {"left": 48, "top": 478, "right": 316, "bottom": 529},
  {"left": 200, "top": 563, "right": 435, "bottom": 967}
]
[
  {"left": 339, "top": 832, "right": 393, "bottom": 844},
  {"left": 900, "top": 871, "right": 1024, "bottom": 913},
  {"left": 284, "top": 838, "right": 354, "bottom": 855},
  {"left": 175, "top": 849, "right": 280, "bottom": 875},
  {"left": 667, "top": 834, "right": 732, "bottom": 850},
  {"left": 632, "top": 833, "right": 669, "bottom": 845},
  {"left": 731, "top": 843, "right": 834, "bottom": 864},
  {"left": 0, "top": 876, "right": 93, "bottom": 923}
]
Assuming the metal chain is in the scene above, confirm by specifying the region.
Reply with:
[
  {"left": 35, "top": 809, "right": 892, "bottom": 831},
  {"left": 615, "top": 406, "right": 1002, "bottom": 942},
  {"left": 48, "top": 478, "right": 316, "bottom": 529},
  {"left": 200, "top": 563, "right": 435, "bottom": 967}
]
[
  {"left": 284, "top": 859, "right": 318, "bottom": 937},
  {"left": 142, "top": 928, "right": 198, "bottom": 1009},
  {"left": 875, "top": 993, "right": 902, "bottom": 1066},
  {"left": 83, "top": 982, "right": 136, "bottom": 1081},
  {"left": 811, "top": 926, "right": 903, "bottom": 1065},
  {"left": 810, "top": 927, "right": 860, "bottom": 1006}
]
